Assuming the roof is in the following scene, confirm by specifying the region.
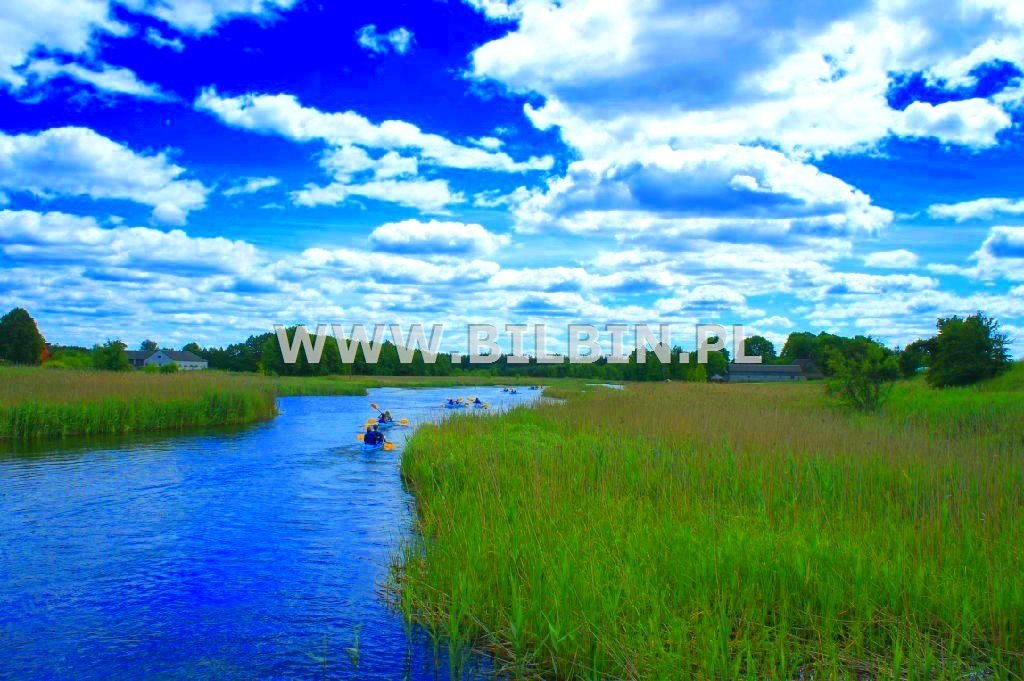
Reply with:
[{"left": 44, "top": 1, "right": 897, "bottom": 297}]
[
  {"left": 125, "top": 349, "right": 206, "bottom": 362},
  {"left": 729, "top": 363, "right": 804, "bottom": 375}
]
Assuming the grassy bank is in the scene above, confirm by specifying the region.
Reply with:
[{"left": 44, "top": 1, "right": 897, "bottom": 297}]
[
  {"left": 0, "top": 368, "right": 588, "bottom": 440},
  {"left": 397, "top": 379, "right": 1023, "bottom": 679},
  {"left": 0, "top": 368, "right": 282, "bottom": 439}
]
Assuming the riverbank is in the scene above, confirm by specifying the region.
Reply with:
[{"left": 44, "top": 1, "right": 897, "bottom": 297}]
[
  {"left": 0, "top": 367, "right": 586, "bottom": 440},
  {"left": 397, "top": 377, "right": 1023, "bottom": 679}
]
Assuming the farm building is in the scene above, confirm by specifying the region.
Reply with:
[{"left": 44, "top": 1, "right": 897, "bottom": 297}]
[
  {"left": 126, "top": 349, "right": 208, "bottom": 371},
  {"left": 727, "top": 361, "right": 818, "bottom": 383}
]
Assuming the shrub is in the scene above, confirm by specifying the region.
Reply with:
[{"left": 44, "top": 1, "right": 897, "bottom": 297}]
[{"left": 826, "top": 338, "right": 899, "bottom": 411}]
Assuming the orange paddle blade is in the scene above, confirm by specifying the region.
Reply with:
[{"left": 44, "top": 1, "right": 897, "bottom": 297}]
[
  {"left": 384, "top": 442, "right": 395, "bottom": 451},
  {"left": 357, "top": 434, "right": 364, "bottom": 441}
]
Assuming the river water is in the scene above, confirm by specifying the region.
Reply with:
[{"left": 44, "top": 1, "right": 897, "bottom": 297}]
[{"left": 0, "top": 386, "right": 539, "bottom": 680}]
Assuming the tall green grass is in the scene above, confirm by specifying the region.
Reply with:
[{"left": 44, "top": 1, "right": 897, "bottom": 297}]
[
  {"left": 0, "top": 368, "right": 280, "bottom": 439},
  {"left": 397, "top": 381, "right": 1024, "bottom": 679},
  {"left": 0, "top": 367, "right": 589, "bottom": 440}
]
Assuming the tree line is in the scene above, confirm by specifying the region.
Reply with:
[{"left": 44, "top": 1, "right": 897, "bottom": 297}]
[{"left": 0, "top": 308, "right": 1012, "bottom": 391}]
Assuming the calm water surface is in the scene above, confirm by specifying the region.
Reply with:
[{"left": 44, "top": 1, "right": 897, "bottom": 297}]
[{"left": 0, "top": 386, "right": 538, "bottom": 680}]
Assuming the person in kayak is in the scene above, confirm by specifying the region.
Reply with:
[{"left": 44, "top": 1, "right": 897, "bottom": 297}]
[
  {"left": 380, "top": 410, "right": 393, "bottom": 423},
  {"left": 364, "top": 425, "right": 385, "bottom": 446},
  {"left": 473, "top": 397, "right": 483, "bottom": 405},
  {"left": 446, "top": 398, "right": 456, "bottom": 407}
]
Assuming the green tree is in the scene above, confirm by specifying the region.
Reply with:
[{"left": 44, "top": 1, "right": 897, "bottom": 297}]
[
  {"left": 140, "top": 339, "right": 158, "bottom": 351},
  {"left": 92, "top": 340, "right": 131, "bottom": 371},
  {"left": 0, "top": 307, "right": 46, "bottom": 365},
  {"left": 261, "top": 327, "right": 342, "bottom": 376},
  {"left": 743, "top": 335, "right": 776, "bottom": 362},
  {"left": 826, "top": 338, "right": 900, "bottom": 411},
  {"left": 898, "top": 338, "right": 933, "bottom": 379},
  {"left": 927, "top": 313, "right": 1011, "bottom": 388}
]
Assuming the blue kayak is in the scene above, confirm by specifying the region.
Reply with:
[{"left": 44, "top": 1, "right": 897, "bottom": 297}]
[
  {"left": 362, "top": 441, "right": 385, "bottom": 452},
  {"left": 444, "top": 403, "right": 466, "bottom": 409},
  {"left": 377, "top": 420, "right": 397, "bottom": 429}
]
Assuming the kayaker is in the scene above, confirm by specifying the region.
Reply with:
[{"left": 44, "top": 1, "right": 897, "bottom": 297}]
[
  {"left": 446, "top": 398, "right": 456, "bottom": 407},
  {"left": 380, "top": 410, "right": 393, "bottom": 423},
  {"left": 473, "top": 397, "right": 482, "bottom": 405}
]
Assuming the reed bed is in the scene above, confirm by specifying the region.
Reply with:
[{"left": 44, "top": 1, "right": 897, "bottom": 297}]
[
  {"left": 397, "top": 381, "right": 1024, "bottom": 679},
  {"left": 0, "top": 368, "right": 281, "bottom": 439}
]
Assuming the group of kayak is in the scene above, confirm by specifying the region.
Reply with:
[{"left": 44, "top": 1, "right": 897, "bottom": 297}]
[
  {"left": 444, "top": 397, "right": 487, "bottom": 409},
  {"left": 359, "top": 404, "right": 406, "bottom": 451}
]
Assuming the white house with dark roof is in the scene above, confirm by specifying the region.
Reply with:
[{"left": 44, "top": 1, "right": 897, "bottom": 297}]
[{"left": 125, "top": 349, "right": 208, "bottom": 371}]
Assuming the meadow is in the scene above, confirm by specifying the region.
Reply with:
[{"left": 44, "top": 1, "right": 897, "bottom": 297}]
[
  {"left": 396, "top": 371, "right": 1024, "bottom": 679},
  {"left": 0, "top": 367, "right": 573, "bottom": 440}
]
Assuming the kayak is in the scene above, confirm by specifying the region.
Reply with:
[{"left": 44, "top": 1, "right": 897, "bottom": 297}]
[
  {"left": 377, "top": 420, "right": 397, "bottom": 429},
  {"left": 472, "top": 403, "right": 487, "bottom": 409},
  {"left": 362, "top": 441, "right": 385, "bottom": 452},
  {"left": 444, "top": 403, "right": 466, "bottom": 409}
]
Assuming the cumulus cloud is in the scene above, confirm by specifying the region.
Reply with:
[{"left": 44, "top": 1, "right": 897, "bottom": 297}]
[
  {"left": 194, "top": 88, "right": 553, "bottom": 173},
  {"left": 291, "top": 179, "right": 461, "bottom": 213},
  {"left": 893, "top": 99, "right": 1011, "bottom": 148},
  {"left": 0, "top": 127, "right": 207, "bottom": 225},
  {"left": 468, "top": 0, "right": 1021, "bottom": 156},
  {"left": 864, "top": 249, "right": 920, "bottom": 268},
  {"left": 300, "top": 247, "right": 500, "bottom": 285},
  {"left": 0, "top": 209, "right": 259, "bottom": 274},
  {"left": 513, "top": 145, "right": 892, "bottom": 240},
  {"left": 972, "top": 225, "right": 1024, "bottom": 280},
  {"left": 320, "top": 146, "right": 418, "bottom": 181},
  {"left": 223, "top": 176, "right": 280, "bottom": 197},
  {"left": 369, "top": 219, "right": 511, "bottom": 256},
  {"left": 356, "top": 24, "right": 413, "bottom": 55},
  {"left": 929, "top": 197, "right": 1024, "bottom": 222},
  {"left": 24, "top": 59, "right": 172, "bottom": 100},
  {"left": 0, "top": 1, "right": 297, "bottom": 91}
]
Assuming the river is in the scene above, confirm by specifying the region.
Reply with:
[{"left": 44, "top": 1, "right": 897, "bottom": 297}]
[{"left": 0, "top": 386, "right": 540, "bottom": 679}]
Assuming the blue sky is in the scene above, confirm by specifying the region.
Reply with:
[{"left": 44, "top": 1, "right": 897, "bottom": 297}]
[{"left": 1, "top": 0, "right": 1023, "bottom": 354}]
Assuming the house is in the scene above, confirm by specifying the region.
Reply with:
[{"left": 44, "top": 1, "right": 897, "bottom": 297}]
[
  {"left": 126, "top": 349, "right": 208, "bottom": 371},
  {"left": 727, "top": 361, "right": 816, "bottom": 383}
]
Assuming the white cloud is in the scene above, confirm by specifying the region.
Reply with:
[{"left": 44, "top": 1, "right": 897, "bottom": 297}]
[
  {"left": 0, "top": 127, "right": 207, "bottom": 225},
  {"left": 864, "top": 249, "right": 920, "bottom": 268},
  {"left": 291, "top": 179, "right": 461, "bottom": 213},
  {"left": 0, "top": 1, "right": 297, "bottom": 92},
  {"left": 0, "top": 209, "right": 259, "bottom": 274},
  {"left": 301, "top": 247, "right": 500, "bottom": 284},
  {"left": 369, "top": 219, "right": 511, "bottom": 256},
  {"left": 468, "top": 0, "right": 1022, "bottom": 157},
  {"left": 25, "top": 59, "right": 172, "bottom": 100},
  {"left": 0, "top": 0, "right": 121, "bottom": 89},
  {"left": 356, "top": 24, "right": 413, "bottom": 55},
  {"left": 513, "top": 145, "right": 892, "bottom": 239},
  {"left": 195, "top": 88, "right": 554, "bottom": 172},
  {"left": 894, "top": 99, "right": 1011, "bottom": 148},
  {"left": 223, "top": 176, "right": 280, "bottom": 197},
  {"left": 320, "top": 145, "right": 418, "bottom": 181},
  {"left": 928, "top": 197, "right": 1024, "bottom": 222},
  {"left": 118, "top": 0, "right": 298, "bottom": 34},
  {"left": 145, "top": 28, "right": 184, "bottom": 51},
  {"left": 461, "top": 0, "right": 524, "bottom": 21},
  {"left": 469, "top": 136, "right": 504, "bottom": 150},
  {"left": 972, "top": 225, "right": 1024, "bottom": 280}
]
